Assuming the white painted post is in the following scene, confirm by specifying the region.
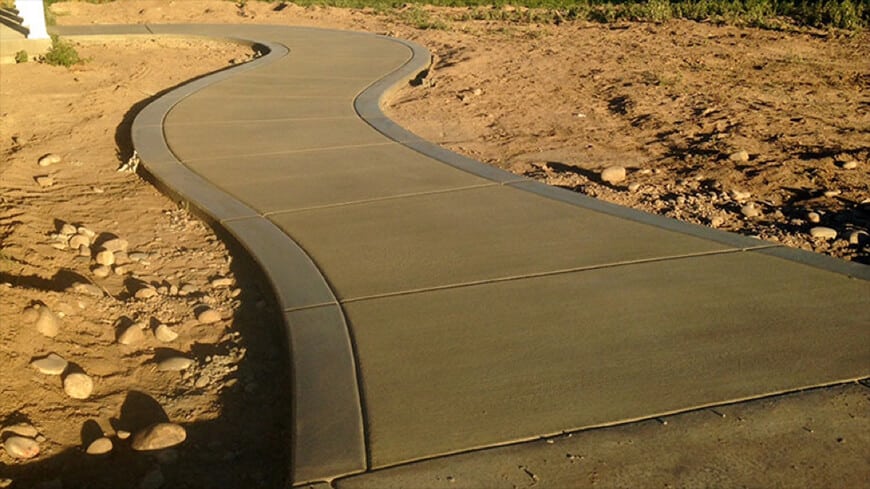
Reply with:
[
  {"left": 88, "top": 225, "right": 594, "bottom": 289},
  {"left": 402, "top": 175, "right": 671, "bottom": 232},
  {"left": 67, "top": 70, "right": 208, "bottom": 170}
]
[{"left": 15, "top": 0, "right": 49, "bottom": 39}]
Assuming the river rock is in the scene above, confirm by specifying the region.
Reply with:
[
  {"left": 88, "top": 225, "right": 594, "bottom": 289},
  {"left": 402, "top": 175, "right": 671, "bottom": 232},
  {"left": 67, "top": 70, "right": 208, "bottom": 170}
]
[
  {"left": 730, "top": 189, "right": 751, "bottom": 201},
  {"left": 101, "top": 238, "right": 128, "bottom": 253},
  {"left": 71, "top": 283, "right": 103, "bottom": 297},
  {"left": 154, "top": 324, "right": 178, "bottom": 343},
  {"left": 30, "top": 353, "right": 68, "bottom": 375},
  {"left": 807, "top": 211, "right": 821, "bottom": 223},
  {"left": 135, "top": 287, "right": 158, "bottom": 300},
  {"left": 38, "top": 154, "right": 61, "bottom": 167},
  {"left": 809, "top": 227, "right": 837, "bottom": 239},
  {"left": 197, "top": 308, "right": 221, "bottom": 324},
  {"left": 86, "top": 437, "right": 113, "bottom": 455},
  {"left": 157, "top": 356, "right": 193, "bottom": 372},
  {"left": 76, "top": 226, "right": 95, "bottom": 238},
  {"left": 3, "top": 436, "right": 39, "bottom": 459},
  {"left": 78, "top": 245, "right": 91, "bottom": 257},
  {"left": 1, "top": 423, "right": 39, "bottom": 438},
  {"left": 35, "top": 176, "right": 54, "bottom": 188},
  {"left": 131, "top": 423, "right": 187, "bottom": 451},
  {"left": 118, "top": 323, "right": 147, "bottom": 345},
  {"left": 35, "top": 307, "right": 61, "bottom": 337},
  {"left": 59, "top": 223, "right": 77, "bottom": 235},
  {"left": 740, "top": 203, "right": 761, "bottom": 218},
  {"left": 63, "top": 372, "right": 94, "bottom": 399},
  {"left": 849, "top": 230, "right": 868, "bottom": 245},
  {"left": 94, "top": 250, "right": 115, "bottom": 266},
  {"left": 841, "top": 161, "right": 858, "bottom": 170},
  {"left": 600, "top": 165, "right": 626, "bottom": 184},
  {"left": 728, "top": 150, "right": 749, "bottom": 162},
  {"left": 116, "top": 430, "right": 131, "bottom": 440},
  {"left": 210, "top": 277, "right": 233, "bottom": 288},
  {"left": 22, "top": 306, "right": 39, "bottom": 323},
  {"left": 92, "top": 265, "right": 111, "bottom": 278},
  {"left": 68, "top": 234, "right": 90, "bottom": 249}
]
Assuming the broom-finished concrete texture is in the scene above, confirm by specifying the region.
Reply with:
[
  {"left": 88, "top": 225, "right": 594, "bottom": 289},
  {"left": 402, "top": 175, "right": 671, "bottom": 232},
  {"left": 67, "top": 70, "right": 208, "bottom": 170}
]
[{"left": 55, "top": 24, "right": 869, "bottom": 487}]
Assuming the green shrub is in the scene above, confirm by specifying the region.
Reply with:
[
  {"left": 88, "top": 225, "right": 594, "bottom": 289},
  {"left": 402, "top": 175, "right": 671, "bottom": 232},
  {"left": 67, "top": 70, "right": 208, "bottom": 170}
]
[
  {"left": 14, "top": 50, "right": 28, "bottom": 63},
  {"left": 43, "top": 35, "right": 82, "bottom": 67}
]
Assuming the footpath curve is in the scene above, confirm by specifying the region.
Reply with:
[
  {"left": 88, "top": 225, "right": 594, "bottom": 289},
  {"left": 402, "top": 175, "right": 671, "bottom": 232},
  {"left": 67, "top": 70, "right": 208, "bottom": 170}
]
[{"left": 55, "top": 24, "right": 869, "bottom": 487}]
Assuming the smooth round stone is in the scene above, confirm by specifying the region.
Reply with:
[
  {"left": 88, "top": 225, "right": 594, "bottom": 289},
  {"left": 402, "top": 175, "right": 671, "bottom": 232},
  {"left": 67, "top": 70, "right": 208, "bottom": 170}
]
[
  {"left": 131, "top": 423, "right": 187, "bottom": 451},
  {"left": 841, "top": 161, "right": 858, "bottom": 169},
  {"left": 22, "top": 306, "right": 39, "bottom": 323},
  {"left": 600, "top": 165, "right": 627, "bottom": 184},
  {"left": 809, "top": 227, "right": 837, "bottom": 239},
  {"left": 728, "top": 150, "right": 750, "bottom": 162},
  {"left": 92, "top": 265, "right": 111, "bottom": 278},
  {"left": 740, "top": 204, "right": 761, "bottom": 218},
  {"left": 849, "top": 230, "right": 868, "bottom": 245},
  {"left": 71, "top": 283, "right": 103, "bottom": 297},
  {"left": 210, "top": 277, "right": 233, "bottom": 288},
  {"left": 86, "top": 437, "right": 113, "bottom": 455},
  {"left": 30, "top": 353, "right": 68, "bottom": 375},
  {"left": 78, "top": 244, "right": 91, "bottom": 257},
  {"left": 824, "top": 189, "right": 841, "bottom": 197},
  {"left": 94, "top": 250, "right": 115, "bottom": 266},
  {"left": 77, "top": 226, "right": 95, "bottom": 238},
  {"left": 1, "top": 423, "right": 39, "bottom": 438},
  {"left": 38, "top": 153, "right": 62, "bottom": 167},
  {"left": 3, "top": 436, "right": 39, "bottom": 459},
  {"left": 710, "top": 216, "right": 725, "bottom": 228},
  {"left": 116, "top": 430, "right": 131, "bottom": 440},
  {"left": 154, "top": 324, "right": 178, "bottom": 343},
  {"left": 68, "top": 234, "right": 90, "bottom": 249},
  {"left": 63, "top": 372, "right": 94, "bottom": 399},
  {"left": 135, "top": 288, "right": 158, "bottom": 300},
  {"left": 59, "top": 223, "right": 77, "bottom": 236},
  {"left": 35, "top": 307, "right": 61, "bottom": 338},
  {"left": 157, "top": 356, "right": 193, "bottom": 372},
  {"left": 118, "top": 323, "right": 146, "bottom": 345},
  {"left": 114, "top": 251, "right": 129, "bottom": 265},
  {"left": 807, "top": 211, "right": 821, "bottom": 223},
  {"left": 101, "top": 238, "right": 128, "bottom": 253},
  {"left": 196, "top": 309, "right": 221, "bottom": 324}
]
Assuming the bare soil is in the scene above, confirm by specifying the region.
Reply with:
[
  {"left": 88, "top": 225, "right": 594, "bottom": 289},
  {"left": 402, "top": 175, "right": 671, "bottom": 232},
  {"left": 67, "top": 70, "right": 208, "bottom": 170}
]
[{"left": 0, "top": 1, "right": 866, "bottom": 488}]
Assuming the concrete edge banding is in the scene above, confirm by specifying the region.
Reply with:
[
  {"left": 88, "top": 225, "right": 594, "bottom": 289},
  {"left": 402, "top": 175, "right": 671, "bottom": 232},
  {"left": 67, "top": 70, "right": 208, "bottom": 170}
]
[
  {"left": 354, "top": 37, "right": 869, "bottom": 281},
  {"left": 54, "top": 24, "right": 370, "bottom": 484}
]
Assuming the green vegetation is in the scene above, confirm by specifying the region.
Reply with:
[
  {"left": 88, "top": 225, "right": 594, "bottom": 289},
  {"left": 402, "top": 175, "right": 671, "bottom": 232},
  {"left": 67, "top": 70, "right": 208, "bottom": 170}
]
[
  {"left": 14, "top": 50, "right": 28, "bottom": 63},
  {"left": 257, "top": 0, "right": 868, "bottom": 30},
  {"left": 42, "top": 35, "right": 83, "bottom": 67}
]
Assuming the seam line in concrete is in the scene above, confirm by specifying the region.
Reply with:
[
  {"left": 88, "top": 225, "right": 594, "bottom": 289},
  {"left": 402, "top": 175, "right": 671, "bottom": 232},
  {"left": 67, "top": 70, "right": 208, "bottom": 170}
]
[
  {"left": 161, "top": 115, "right": 359, "bottom": 126},
  {"left": 332, "top": 246, "right": 781, "bottom": 305},
  {"left": 183, "top": 141, "right": 398, "bottom": 163}
]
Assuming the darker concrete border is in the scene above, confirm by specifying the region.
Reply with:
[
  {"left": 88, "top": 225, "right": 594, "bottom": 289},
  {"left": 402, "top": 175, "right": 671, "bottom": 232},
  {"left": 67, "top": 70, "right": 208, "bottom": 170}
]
[{"left": 354, "top": 37, "right": 869, "bottom": 282}]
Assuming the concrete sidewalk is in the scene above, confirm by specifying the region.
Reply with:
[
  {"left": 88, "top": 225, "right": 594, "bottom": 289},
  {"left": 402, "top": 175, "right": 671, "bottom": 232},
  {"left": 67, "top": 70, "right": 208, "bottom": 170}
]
[{"left": 54, "top": 24, "right": 869, "bottom": 487}]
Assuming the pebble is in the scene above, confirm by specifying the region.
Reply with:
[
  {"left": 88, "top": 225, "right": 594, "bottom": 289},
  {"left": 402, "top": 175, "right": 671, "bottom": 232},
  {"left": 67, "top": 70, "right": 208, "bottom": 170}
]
[
  {"left": 194, "top": 376, "right": 209, "bottom": 388},
  {"left": 0, "top": 479, "right": 10, "bottom": 488},
  {"left": 50, "top": 242, "right": 67, "bottom": 250},
  {"left": 68, "top": 234, "right": 90, "bottom": 249},
  {"left": 824, "top": 189, "right": 841, "bottom": 197},
  {"left": 230, "top": 288, "right": 242, "bottom": 298},
  {"left": 71, "top": 283, "right": 103, "bottom": 297},
  {"left": 179, "top": 284, "right": 197, "bottom": 296},
  {"left": 38, "top": 154, "right": 62, "bottom": 167},
  {"left": 128, "top": 252, "right": 150, "bottom": 262},
  {"left": 728, "top": 150, "right": 750, "bottom": 162},
  {"left": 116, "top": 430, "right": 131, "bottom": 440},
  {"left": 3, "top": 436, "right": 40, "bottom": 459},
  {"left": 118, "top": 323, "right": 147, "bottom": 345},
  {"left": 740, "top": 203, "right": 761, "bottom": 218},
  {"left": 63, "top": 372, "right": 94, "bottom": 399},
  {"left": 95, "top": 250, "right": 115, "bottom": 266},
  {"left": 59, "top": 223, "right": 77, "bottom": 236},
  {"left": 135, "top": 287, "right": 158, "bottom": 300},
  {"left": 157, "top": 356, "right": 193, "bottom": 372},
  {"left": 101, "top": 238, "right": 128, "bottom": 253},
  {"left": 169, "top": 285, "right": 179, "bottom": 296},
  {"left": 30, "top": 353, "right": 68, "bottom": 375},
  {"left": 197, "top": 308, "right": 221, "bottom": 324},
  {"left": 77, "top": 226, "right": 95, "bottom": 238},
  {"left": 92, "top": 265, "right": 111, "bottom": 278},
  {"left": 627, "top": 182, "right": 641, "bottom": 193},
  {"left": 849, "top": 230, "right": 867, "bottom": 245},
  {"left": 114, "top": 251, "right": 129, "bottom": 265},
  {"left": 710, "top": 216, "right": 724, "bottom": 228},
  {"left": 35, "top": 176, "right": 54, "bottom": 187},
  {"left": 86, "top": 437, "right": 113, "bottom": 455},
  {"left": 35, "top": 307, "right": 62, "bottom": 337},
  {"left": 210, "top": 277, "right": 233, "bottom": 288},
  {"left": 114, "top": 265, "right": 128, "bottom": 275},
  {"left": 131, "top": 423, "right": 187, "bottom": 451},
  {"left": 139, "top": 467, "right": 165, "bottom": 489},
  {"left": 809, "top": 227, "right": 837, "bottom": 239},
  {"left": 807, "top": 211, "right": 821, "bottom": 224},
  {"left": 1, "top": 423, "right": 39, "bottom": 438},
  {"left": 730, "top": 189, "right": 751, "bottom": 201},
  {"left": 22, "top": 306, "right": 40, "bottom": 323},
  {"left": 841, "top": 161, "right": 858, "bottom": 170},
  {"left": 78, "top": 245, "right": 91, "bottom": 257},
  {"left": 154, "top": 324, "right": 179, "bottom": 343},
  {"left": 600, "top": 165, "right": 627, "bottom": 184}
]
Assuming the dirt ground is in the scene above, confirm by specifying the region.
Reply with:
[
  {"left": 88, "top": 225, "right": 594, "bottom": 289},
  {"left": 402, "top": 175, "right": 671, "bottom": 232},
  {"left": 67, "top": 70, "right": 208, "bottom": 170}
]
[{"left": 0, "top": 0, "right": 867, "bottom": 487}]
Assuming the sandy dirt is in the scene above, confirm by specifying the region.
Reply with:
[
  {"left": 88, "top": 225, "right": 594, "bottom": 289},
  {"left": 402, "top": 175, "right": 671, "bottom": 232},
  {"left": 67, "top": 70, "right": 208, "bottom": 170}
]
[{"left": 0, "top": 1, "right": 867, "bottom": 487}]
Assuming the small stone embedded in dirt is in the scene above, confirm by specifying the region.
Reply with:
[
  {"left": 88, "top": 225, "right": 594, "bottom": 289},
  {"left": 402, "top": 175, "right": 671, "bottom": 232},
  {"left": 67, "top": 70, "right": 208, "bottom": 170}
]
[
  {"left": 95, "top": 249, "right": 115, "bottom": 266},
  {"left": 68, "top": 234, "right": 90, "bottom": 249},
  {"left": 59, "top": 223, "right": 77, "bottom": 236},
  {"left": 1, "top": 423, "right": 39, "bottom": 438},
  {"left": 114, "top": 251, "right": 129, "bottom": 265},
  {"left": 807, "top": 211, "right": 821, "bottom": 224},
  {"left": 600, "top": 165, "right": 627, "bottom": 184},
  {"left": 118, "top": 322, "right": 147, "bottom": 345},
  {"left": 135, "top": 287, "right": 158, "bottom": 300},
  {"left": 710, "top": 216, "right": 725, "bottom": 228},
  {"left": 92, "top": 265, "right": 111, "bottom": 278},
  {"left": 210, "top": 277, "right": 233, "bottom": 288},
  {"left": 116, "top": 430, "right": 131, "bottom": 440},
  {"left": 627, "top": 182, "right": 641, "bottom": 193},
  {"left": 810, "top": 227, "right": 837, "bottom": 240},
  {"left": 230, "top": 288, "right": 242, "bottom": 298},
  {"left": 728, "top": 150, "right": 750, "bottom": 162},
  {"left": 157, "top": 356, "right": 193, "bottom": 372},
  {"left": 128, "top": 252, "right": 149, "bottom": 262},
  {"left": 22, "top": 306, "right": 39, "bottom": 323},
  {"left": 35, "top": 176, "right": 54, "bottom": 187},
  {"left": 86, "top": 437, "right": 113, "bottom": 455},
  {"left": 179, "top": 283, "right": 197, "bottom": 296},
  {"left": 197, "top": 308, "right": 221, "bottom": 324},
  {"left": 30, "top": 353, "right": 69, "bottom": 375},
  {"left": 849, "top": 230, "right": 868, "bottom": 245},
  {"left": 840, "top": 161, "right": 858, "bottom": 170},
  {"left": 131, "top": 423, "right": 187, "bottom": 451},
  {"left": 740, "top": 203, "right": 761, "bottom": 218},
  {"left": 195, "top": 376, "right": 210, "bottom": 388},
  {"left": 154, "top": 324, "right": 179, "bottom": 343},
  {"left": 63, "top": 372, "right": 94, "bottom": 399},
  {"left": 78, "top": 244, "right": 91, "bottom": 257},
  {"left": 35, "top": 306, "right": 62, "bottom": 337},
  {"left": 76, "top": 226, "right": 95, "bottom": 238},
  {"left": 3, "top": 436, "right": 40, "bottom": 459},
  {"left": 114, "top": 265, "right": 128, "bottom": 275},
  {"left": 101, "top": 238, "right": 129, "bottom": 253},
  {"left": 71, "top": 282, "right": 103, "bottom": 297},
  {"left": 38, "top": 154, "right": 62, "bottom": 167},
  {"left": 730, "top": 189, "right": 751, "bottom": 201},
  {"left": 823, "top": 189, "right": 841, "bottom": 197},
  {"left": 139, "top": 467, "right": 165, "bottom": 489}
]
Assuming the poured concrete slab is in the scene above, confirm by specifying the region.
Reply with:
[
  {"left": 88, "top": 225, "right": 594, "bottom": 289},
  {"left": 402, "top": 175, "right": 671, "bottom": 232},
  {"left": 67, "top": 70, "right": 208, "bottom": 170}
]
[
  {"left": 162, "top": 91, "right": 358, "bottom": 122},
  {"left": 342, "top": 251, "right": 869, "bottom": 467},
  {"left": 185, "top": 143, "right": 492, "bottom": 213},
  {"left": 191, "top": 74, "right": 374, "bottom": 99},
  {"left": 269, "top": 185, "right": 740, "bottom": 300}
]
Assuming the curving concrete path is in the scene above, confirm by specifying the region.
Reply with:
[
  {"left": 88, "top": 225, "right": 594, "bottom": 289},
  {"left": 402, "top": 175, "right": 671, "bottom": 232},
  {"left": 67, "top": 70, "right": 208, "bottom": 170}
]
[{"left": 54, "top": 24, "right": 869, "bottom": 487}]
